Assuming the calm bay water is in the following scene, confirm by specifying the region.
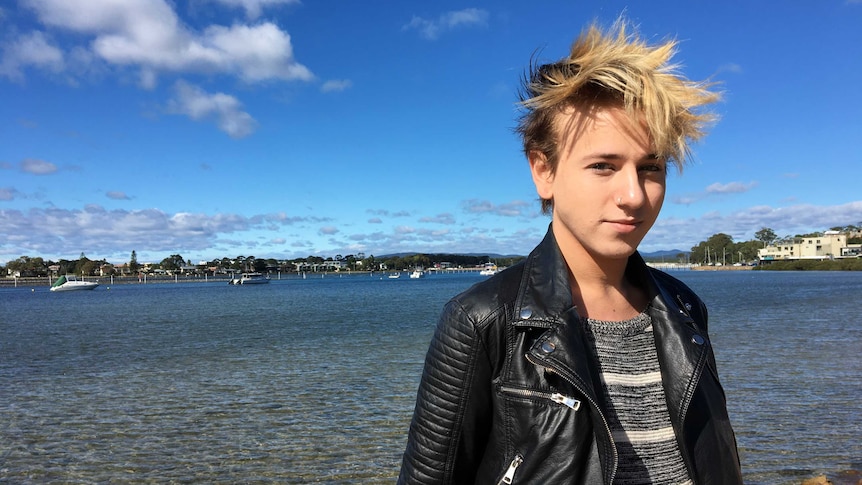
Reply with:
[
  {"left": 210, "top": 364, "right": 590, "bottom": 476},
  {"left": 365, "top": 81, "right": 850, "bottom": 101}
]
[{"left": 1, "top": 270, "right": 860, "bottom": 483}]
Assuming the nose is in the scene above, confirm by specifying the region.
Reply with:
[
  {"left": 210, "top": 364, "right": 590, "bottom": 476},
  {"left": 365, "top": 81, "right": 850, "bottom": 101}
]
[{"left": 615, "top": 166, "right": 646, "bottom": 208}]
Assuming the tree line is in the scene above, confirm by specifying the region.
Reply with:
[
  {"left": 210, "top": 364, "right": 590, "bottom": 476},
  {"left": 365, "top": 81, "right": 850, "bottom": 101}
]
[
  {"left": 2, "top": 250, "right": 526, "bottom": 277},
  {"left": 686, "top": 225, "right": 862, "bottom": 266},
  {"left": 5, "top": 224, "right": 859, "bottom": 277}
]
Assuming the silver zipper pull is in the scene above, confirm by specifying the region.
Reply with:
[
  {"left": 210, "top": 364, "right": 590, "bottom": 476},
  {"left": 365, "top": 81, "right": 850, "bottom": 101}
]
[
  {"left": 498, "top": 454, "right": 523, "bottom": 484},
  {"left": 550, "top": 393, "right": 581, "bottom": 410}
]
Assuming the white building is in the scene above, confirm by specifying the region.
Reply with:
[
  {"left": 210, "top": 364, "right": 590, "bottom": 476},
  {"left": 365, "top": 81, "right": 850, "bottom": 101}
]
[{"left": 758, "top": 231, "right": 851, "bottom": 262}]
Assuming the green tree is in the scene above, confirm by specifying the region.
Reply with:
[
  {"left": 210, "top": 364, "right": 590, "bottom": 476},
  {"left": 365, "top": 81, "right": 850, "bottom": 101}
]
[
  {"left": 754, "top": 227, "right": 778, "bottom": 247},
  {"left": 160, "top": 254, "right": 186, "bottom": 272},
  {"left": 363, "top": 254, "right": 377, "bottom": 270},
  {"left": 129, "top": 250, "right": 140, "bottom": 274},
  {"left": 6, "top": 256, "right": 48, "bottom": 276},
  {"left": 690, "top": 233, "right": 734, "bottom": 265},
  {"left": 80, "top": 259, "right": 99, "bottom": 276},
  {"left": 734, "top": 240, "right": 762, "bottom": 263},
  {"left": 74, "top": 254, "right": 92, "bottom": 276}
]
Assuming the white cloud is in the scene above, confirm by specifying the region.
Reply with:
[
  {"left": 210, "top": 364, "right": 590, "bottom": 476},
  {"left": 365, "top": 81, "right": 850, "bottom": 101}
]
[
  {"left": 403, "top": 8, "right": 489, "bottom": 40},
  {"left": 0, "top": 205, "right": 317, "bottom": 261},
  {"left": 672, "top": 181, "right": 758, "bottom": 205},
  {"left": 644, "top": 201, "right": 862, "bottom": 252},
  {"left": 462, "top": 199, "right": 534, "bottom": 217},
  {"left": 705, "top": 181, "right": 757, "bottom": 194},
  {"left": 419, "top": 213, "right": 456, "bottom": 225},
  {"left": 167, "top": 81, "right": 258, "bottom": 138},
  {"left": 367, "top": 209, "right": 411, "bottom": 218},
  {"left": 210, "top": 0, "right": 300, "bottom": 20},
  {"left": 0, "top": 30, "right": 64, "bottom": 81},
  {"left": 106, "top": 191, "right": 130, "bottom": 200},
  {"left": 21, "top": 0, "right": 312, "bottom": 86},
  {"left": 21, "top": 158, "right": 58, "bottom": 175},
  {"left": 335, "top": 224, "right": 544, "bottom": 258},
  {"left": 717, "top": 63, "right": 743, "bottom": 74},
  {"left": 319, "top": 226, "right": 339, "bottom": 235},
  {"left": 321, "top": 79, "right": 352, "bottom": 93},
  {"left": 0, "top": 187, "right": 19, "bottom": 201}
]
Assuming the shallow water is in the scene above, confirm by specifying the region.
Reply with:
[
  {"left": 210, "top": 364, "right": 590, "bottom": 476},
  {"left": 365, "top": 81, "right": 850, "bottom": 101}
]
[{"left": 1, "top": 270, "right": 860, "bottom": 483}]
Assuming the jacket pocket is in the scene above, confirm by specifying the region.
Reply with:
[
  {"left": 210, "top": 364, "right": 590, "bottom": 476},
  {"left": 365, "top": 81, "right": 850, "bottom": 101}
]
[
  {"left": 496, "top": 453, "right": 523, "bottom": 485},
  {"left": 499, "top": 385, "right": 581, "bottom": 410}
]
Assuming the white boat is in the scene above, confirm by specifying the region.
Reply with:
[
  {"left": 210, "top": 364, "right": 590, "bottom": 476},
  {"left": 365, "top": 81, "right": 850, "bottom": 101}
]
[
  {"left": 479, "top": 263, "right": 499, "bottom": 276},
  {"left": 409, "top": 270, "right": 424, "bottom": 279},
  {"left": 388, "top": 273, "right": 401, "bottom": 279},
  {"left": 50, "top": 275, "right": 99, "bottom": 292},
  {"left": 229, "top": 272, "right": 270, "bottom": 285}
]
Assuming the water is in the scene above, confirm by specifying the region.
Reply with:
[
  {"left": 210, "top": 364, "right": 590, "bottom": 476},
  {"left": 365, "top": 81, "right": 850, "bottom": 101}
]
[
  {"left": 1, "top": 271, "right": 860, "bottom": 483},
  {"left": 676, "top": 271, "right": 862, "bottom": 484}
]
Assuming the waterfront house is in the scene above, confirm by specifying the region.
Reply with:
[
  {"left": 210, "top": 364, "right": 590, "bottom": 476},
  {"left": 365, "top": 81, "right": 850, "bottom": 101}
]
[{"left": 758, "top": 231, "right": 859, "bottom": 262}]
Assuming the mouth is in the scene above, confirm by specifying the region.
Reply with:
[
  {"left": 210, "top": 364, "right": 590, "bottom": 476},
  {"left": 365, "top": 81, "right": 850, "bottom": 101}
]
[{"left": 604, "top": 219, "right": 642, "bottom": 234}]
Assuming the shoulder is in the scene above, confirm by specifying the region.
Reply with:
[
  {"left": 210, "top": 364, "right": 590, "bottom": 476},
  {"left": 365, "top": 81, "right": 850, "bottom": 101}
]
[
  {"left": 648, "top": 267, "right": 699, "bottom": 299},
  {"left": 445, "top": 262, "right": 526, "bottom": 330},
  {"left": 646, "top": 266, "right": 709, "bottom": 325}
]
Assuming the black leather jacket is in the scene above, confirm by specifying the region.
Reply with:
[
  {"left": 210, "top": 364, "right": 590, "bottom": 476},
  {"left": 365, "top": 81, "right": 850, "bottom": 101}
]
[{"left": 399, "top": 227, "right": 742, "bottom": 484}]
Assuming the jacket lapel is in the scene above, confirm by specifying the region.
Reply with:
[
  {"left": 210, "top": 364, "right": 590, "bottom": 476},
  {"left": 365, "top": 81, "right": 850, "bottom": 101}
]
[{"left": 645, "top": 274, "right": 709, "bottom": 437}]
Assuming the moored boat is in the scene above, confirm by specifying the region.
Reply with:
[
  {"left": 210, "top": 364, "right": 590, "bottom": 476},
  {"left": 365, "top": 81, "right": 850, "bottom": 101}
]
[
  {"left": 479, "top": 263, "right": 498, "bottom": 276},
  {"left": 229, "top": 272, "right": 270, "bottom": 285},
  {"left": 50, "top": 275, "right": 99, "bottom": 292}
]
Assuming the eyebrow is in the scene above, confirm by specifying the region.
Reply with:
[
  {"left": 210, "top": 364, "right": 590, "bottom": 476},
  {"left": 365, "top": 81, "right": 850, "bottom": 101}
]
[{"left": 583, "top": 153, "right": 660, "bottom": 161}]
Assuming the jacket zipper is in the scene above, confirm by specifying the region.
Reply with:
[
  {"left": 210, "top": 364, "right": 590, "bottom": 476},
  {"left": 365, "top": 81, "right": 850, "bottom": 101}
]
[
  {"left": 496, "top": 454, "right": 523, "bottom": 485},
  {"left": 525, "top": 354, "right": 619, "bottom": 484},
  {"left": 499, "top": 386, "right": 581, "bottom": 410}
]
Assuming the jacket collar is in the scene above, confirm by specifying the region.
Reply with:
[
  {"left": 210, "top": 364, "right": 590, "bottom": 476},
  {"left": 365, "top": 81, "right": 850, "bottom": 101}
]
[
  {"left": 516, "top": 224, "right": 709, "bottom": 432},
  {"left": 512, "top": 225, "right": 575, "bottom": 329},
  {"left": 514, "top": 224, "right": 697, "bottom": 325}
]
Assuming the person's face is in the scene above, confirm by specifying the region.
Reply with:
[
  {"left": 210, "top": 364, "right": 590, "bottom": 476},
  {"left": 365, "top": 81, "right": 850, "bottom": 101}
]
[{"left": 530, "top": 106, "right": 666, "bottom": 264}]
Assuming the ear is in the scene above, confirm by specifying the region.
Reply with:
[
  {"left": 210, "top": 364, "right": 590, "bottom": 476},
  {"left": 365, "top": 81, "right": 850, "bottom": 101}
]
[{"left": 529, "top": 150, "right": 554, "bottom": 200}]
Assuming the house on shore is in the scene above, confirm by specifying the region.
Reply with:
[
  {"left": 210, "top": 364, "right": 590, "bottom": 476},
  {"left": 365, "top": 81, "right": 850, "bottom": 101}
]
[{"left": 758, "top": 231, "right": 862, "bottom": 262}]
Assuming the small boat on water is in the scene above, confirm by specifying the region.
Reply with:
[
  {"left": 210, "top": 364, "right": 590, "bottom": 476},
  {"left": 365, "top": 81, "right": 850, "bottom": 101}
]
[
  {"left": 50, "top": 275, "right": 99, "bottom": 292},
  {"left": 409, "top": 270, "right": 424, "bottom": 279},
  {"left": 229, "top": 272, "right": 270, "bottom": 285},
  {"left": 388, "top": 272, "right": 401, "bottom": 279},
  {"left": 479, "top": 263, "right": 499, "bottom": 276}
]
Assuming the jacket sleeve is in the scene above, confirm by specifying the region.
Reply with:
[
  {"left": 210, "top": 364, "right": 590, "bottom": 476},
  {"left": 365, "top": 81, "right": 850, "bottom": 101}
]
[{"left": 398, "top": 299, "right": 493, "bottom": 484}]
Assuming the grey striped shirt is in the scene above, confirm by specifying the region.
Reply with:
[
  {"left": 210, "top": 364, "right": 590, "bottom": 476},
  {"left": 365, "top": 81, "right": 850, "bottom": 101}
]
[{"left": 584, "top": 310, "right": 692, "bottom": 485}]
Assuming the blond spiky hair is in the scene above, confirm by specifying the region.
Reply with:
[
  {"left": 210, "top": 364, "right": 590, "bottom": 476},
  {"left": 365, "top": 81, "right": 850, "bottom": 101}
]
[{"left": 517, "top": 19, "right": 720, "bottom": 213}]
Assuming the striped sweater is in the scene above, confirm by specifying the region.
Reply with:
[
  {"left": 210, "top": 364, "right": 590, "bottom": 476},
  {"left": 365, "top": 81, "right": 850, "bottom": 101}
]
[{"left": 583, "top": 310, "right": 693, "bottom": 485}]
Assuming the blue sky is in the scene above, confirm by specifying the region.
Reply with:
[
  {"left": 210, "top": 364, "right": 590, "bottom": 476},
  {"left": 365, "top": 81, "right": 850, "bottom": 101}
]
[{"left": 2, "top": 0, "right": 861, "bottom": 265}]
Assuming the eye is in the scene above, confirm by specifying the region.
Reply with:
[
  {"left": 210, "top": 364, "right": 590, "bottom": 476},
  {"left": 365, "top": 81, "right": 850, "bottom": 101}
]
[
  {"left": 589, "top": 162, "right": 615, "bottom": 172},
  {"left": 639, "top": 159, "right": 667, "bottom": 175},
  {"left": 639, "top": 163, "right": 664, "bottom": 172}
]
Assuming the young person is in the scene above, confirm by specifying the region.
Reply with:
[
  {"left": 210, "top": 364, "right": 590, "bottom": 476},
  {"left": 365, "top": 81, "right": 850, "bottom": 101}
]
[{"left": 398, "top": 20, "right": 743, "bottom": 485}]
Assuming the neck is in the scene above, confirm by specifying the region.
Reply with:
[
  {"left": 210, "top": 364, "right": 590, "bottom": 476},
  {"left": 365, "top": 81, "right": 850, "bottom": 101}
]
[
  {"left": 555, "top": 227, "right": 630, "bottom": 288},
  {"left": 555, "top": 232, "right": 645, "bottom": 321}
]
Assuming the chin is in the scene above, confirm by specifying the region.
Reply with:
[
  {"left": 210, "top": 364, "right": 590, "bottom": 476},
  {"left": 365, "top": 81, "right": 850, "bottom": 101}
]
[{"left": 590, "top": 243, "right": 639, "bottom": 261}]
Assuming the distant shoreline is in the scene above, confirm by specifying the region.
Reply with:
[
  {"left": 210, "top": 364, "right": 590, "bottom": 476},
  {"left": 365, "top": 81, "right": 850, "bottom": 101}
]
[
  {"left": 0, "top": 273, "right": 339, "bottom": 288},
  {"left": 690, "top": 265, "right": 754, "bottom": 271},
  {"left": 0, "top": 268, "right": 494, "bottom": 288}
]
